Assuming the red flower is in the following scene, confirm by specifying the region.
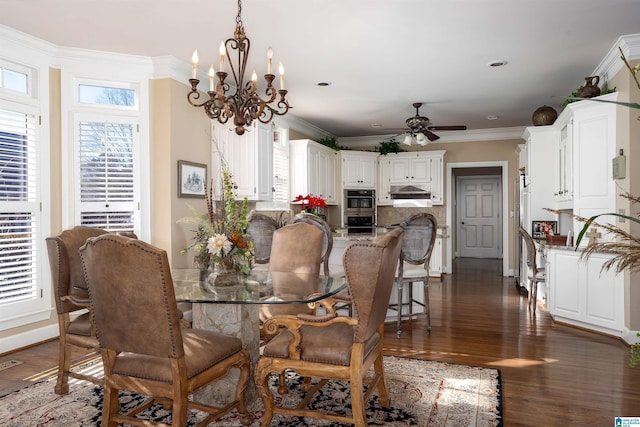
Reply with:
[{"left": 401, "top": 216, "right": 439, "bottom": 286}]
[{"left": 292, "top": 194, "right": 327, "bottom": 210}]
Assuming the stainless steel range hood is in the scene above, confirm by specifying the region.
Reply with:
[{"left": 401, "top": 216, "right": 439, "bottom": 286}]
[{"left": 390, "top": 183, "right": 432, "bottom": 207}]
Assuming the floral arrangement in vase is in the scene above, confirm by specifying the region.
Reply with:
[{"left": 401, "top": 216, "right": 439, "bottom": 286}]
[
  {"left": 291, "top": 194, "right": 327, "bottom": 215},
  {"left": 179, "top": 168, "right": 253, "bottom": 275}
]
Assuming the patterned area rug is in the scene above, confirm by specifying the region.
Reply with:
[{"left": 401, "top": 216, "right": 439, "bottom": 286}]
[{"left": 0, "top": 356, "right": 502, "bottom": 426}]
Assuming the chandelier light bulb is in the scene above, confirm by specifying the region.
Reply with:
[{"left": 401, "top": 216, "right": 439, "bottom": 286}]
[
  {"left": 416, "top": 132, "right": 428, "bottom": 145},
  {"left": 209, "top": 65, "right": 215, "bottom": 91},
  {"left": 191, "top": 49, "right": 199, "bottom": 79},
  {"left": 403, "top": 134, "right": 413, "bottom": 146},
  {"left": 267, "top": 46, "right": 273, "bottom": 74},
  {"left": 278, "top": 63, "right": 285, "bottom": 90},
  {"left": 219, "top": 42, "right": 226, "bottom": 71},
  {"left": 251, "top": 70, "right": 258, "bottom": 92}
]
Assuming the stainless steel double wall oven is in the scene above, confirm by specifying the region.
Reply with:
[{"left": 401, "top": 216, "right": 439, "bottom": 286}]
[{"left": 343, "top": 189, "right": 375, "bottom": 233}]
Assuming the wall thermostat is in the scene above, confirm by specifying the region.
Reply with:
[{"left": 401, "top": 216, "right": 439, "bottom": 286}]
[{"left": 612, "top": 152, "right": 626, "bottom": 180}]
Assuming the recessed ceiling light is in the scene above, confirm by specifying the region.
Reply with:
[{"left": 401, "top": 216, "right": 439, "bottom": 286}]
[
  {"left": 371, "top": 123, "right": 381, "bottom": 128},
  {"left": 316, "top": 81, "right": 331, "bottom": 86},
  {"left": 487, "top": 60, "right": 508, "bottom": 67},
  {"left": 487, "top": 115, "right": 499, "bottom": 120}
]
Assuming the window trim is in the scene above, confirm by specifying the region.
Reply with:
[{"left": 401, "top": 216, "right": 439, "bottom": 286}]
[
  {"left": 73, "top": 78, "right": 140, "bottom": 111},
  {"left": 0, "top": 99, "right": 51, "bottom": 331}
]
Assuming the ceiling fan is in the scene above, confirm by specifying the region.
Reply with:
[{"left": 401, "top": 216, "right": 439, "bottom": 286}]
[{"left": 397, "top": 102, "right": 467, "bottom": 145}]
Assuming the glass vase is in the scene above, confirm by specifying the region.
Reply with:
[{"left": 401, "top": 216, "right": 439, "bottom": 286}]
[{"left": 200, "top": 262, "right": 238, "bottom": 288}]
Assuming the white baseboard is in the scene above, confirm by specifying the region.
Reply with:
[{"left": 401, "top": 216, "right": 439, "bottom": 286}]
[{"left": 0, "top": 324, "right": 59, "bottom": 355}]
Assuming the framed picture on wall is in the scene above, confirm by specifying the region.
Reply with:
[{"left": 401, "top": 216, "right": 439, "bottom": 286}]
[
  {"left": 178, "top": 160, "right": 207, "bottom": 198},
  {"left": 531, "top": 220, "right": 557, "bottom": 239}
]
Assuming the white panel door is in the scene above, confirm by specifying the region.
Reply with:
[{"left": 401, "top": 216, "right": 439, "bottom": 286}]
[{"left": 458, "top": 177, "right": 501, "bottom": 258}]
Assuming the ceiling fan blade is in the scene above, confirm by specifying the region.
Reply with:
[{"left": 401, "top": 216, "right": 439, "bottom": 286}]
[
  {"left": 427, "top": 125, "right": 467, "bottom": 131},
  {"left": 425, "top": 129, "right": 440, "bottom": 141}
]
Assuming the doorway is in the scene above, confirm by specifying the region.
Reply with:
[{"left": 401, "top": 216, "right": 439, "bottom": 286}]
[
  {"left": 457, "top": 176, "right": 502, "bottom": 258},
  {"left": 445, "top": 161, "right": 510, "bottom": 276}
]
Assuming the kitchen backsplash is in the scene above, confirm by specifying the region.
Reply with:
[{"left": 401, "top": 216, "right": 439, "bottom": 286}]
[{"left": 377, "top": 206, "right": 445, "bottom": 228}]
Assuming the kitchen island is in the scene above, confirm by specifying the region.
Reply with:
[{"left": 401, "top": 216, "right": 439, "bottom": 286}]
[
  {"left": 330, "top": 226, "right": 445, "bottom": 278},
  {"left": 330, "top": 226, "right": 445, "bottom": 325}
]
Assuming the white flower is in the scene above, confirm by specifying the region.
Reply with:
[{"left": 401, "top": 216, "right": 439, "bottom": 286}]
[{"left": 207, "top": 233, "right": 232, "bottom": 257}]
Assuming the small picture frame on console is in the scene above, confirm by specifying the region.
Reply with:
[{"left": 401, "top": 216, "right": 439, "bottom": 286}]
[{"left": 531, "top": 220, "right": 558, "bottom": 239}]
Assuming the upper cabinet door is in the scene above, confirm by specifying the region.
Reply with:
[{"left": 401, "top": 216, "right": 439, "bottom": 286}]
[
  {"left": 212, "top": 122, "right": 273, "bottom": 201},
  {"left": 341, "top": 151, "right": 377, "bottom": 189},
  {"left": 388, "top": 158, "right": 410, "bottom": 183},
  {"left": 289, "top": 139, "right": 338, "bottom": 204},
  {"left": 428, "top": 155, "right": 443, "bottom": 204}
]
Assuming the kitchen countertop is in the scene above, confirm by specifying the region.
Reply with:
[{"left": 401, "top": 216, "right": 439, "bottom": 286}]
[
  {"left": 333, "top": 226, "right": 447, "bottom": 241},
  {"left": 537, "top": 240, "right": 579, "bottom": 251},
  {"left": 332, "top": 228, "right": 388, "bottom": 241}
]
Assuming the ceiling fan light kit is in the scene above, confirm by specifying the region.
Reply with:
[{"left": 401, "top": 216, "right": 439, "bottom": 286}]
[{"left": 397, "top": 102, "right": 467, "bottom": 145}]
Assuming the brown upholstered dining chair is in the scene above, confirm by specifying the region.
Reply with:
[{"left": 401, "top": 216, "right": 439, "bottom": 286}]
[
  {"left": 255, "top": 227, "right": 404, "bottom": 427},
  {"left": 519, "top": 226, "right": 546, "bottom": 313},
  {"left": 260, "top": 221, "right": 324, "bottom": 324},
  {"left": 260, "top": 221, "right": 325, "bottom": 391},
  {"left": 289, "top": 212, "right": 335, "bottom": 277},
  {"left": 79, "top": 234, "right": 252, "bottom": 427},
  {"left": 45, "top": 226, "right": 113, "bottom": 394},
  {"left": 268, "top": 221, "right": 324, "bottom": 275},
  {"left": 246, "top": 212, "right": 279, "bottom": 271},
  {"left": 391, "top": 213, "right": 437, "bottom": 337}
]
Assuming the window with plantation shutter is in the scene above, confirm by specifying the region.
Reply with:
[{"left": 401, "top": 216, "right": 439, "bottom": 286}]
[
  {"left": 257, "top": 127, "right": 289, "bottom": 211},
  {"left": 75, "top": 114, "right": 138, "bottom": 234},
  {"left": 0, "top": 104, "right": 40, "bottom": 311},
  {"left": 273, "top": 145, "right": 289, "bottom": 207}
]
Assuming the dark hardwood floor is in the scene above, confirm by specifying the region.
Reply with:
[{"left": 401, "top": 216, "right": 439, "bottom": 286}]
[{"left": 1, "top": 257, "right": 639, "bottom": 425}]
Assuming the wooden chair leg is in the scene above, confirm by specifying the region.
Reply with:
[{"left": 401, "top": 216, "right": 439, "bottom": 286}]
[
  {"left": 532, "top": 281, "right": 538, "bottom": 313},
  {"left": 55, "top": 326, "right": 70, "bottom": 395},
  {"left": 255, "top": 363, "right": 275, "bottom": 427},
  {"left": 102, "top": 384, "right": 120, "bottom": 427},
  {"left": 374, "top": 354, "right": 389, "bottom": 407},
  {"left": 172, "top": 395, "right": 189, "bottom": 427},
  {"left": 349, "top": 374, "right": 367, "bottom": 427},
  {"left": 277, "top": 372, "right": 288, "bottom": 394}
]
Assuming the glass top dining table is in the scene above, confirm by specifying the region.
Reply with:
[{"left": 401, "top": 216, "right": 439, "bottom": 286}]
[{"left": 172, "top": 269, "right": 347, "bottom": 304}]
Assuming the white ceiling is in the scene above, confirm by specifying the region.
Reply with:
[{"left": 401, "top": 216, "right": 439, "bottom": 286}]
[{"left": 2, "top": 0, "right": 640, "bottom": 140}]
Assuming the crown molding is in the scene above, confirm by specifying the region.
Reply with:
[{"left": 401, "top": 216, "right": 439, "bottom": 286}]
[
  {"left": 54, "top": 47, "right": 153, "bottom": 77},
  {"left": 593, "top": 33, "right": 640, "bottom": 87},
  {"left": 338, "top": 127, "right": 526, "bottom": 149},
  {"left": 0, "top": 24, "right": 57, "bottom": 64}
]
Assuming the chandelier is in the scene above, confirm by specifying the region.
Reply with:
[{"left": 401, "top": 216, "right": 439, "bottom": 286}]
[{"left": 187, "top": 0, "right": 290, "bottom": 135}]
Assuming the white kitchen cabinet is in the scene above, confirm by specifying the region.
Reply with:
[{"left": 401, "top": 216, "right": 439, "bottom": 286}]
[
  {"left": 520, "top": 126, "right": 556, "bottom": 229},
  {"left": 388, "top": 154, "right": 429, "bottom": 184},
  {"left": 290, "top": 139, "right": 338, "bottom": 204},
  {"left": 340, "top": 151, "right": 377, "bottom": 189},
  {"left": 427, "top": 154, "right": 444, "bottom": 205},
  {"left": 377, "top": 155, "right": 392, "bottom": 205},
  {"left": 570, "top": 93, "right": 618, "bottom": 242},
  {"left": 380, "top": 151, "right": 446, "bottom": 205},
  {"left": 212, "top": 121, "right": 273, "bottom": 201},
  {"left": 547, "top": 248, "right": 623, "bottom": 336},
  {"left": 554, "top": 115, "right": 573, "bottom": 205}
]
